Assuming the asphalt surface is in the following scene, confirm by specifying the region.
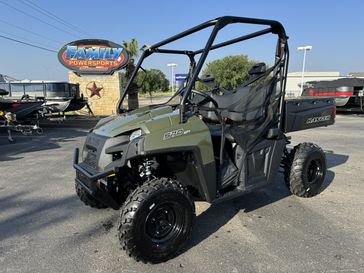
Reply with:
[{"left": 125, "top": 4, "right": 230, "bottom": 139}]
[{"left": 0, "top": 114, "right": 363, "bottom": 273}]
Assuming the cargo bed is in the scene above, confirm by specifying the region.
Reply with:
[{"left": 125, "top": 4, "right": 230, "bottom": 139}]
[{"left": 283, "top": 97, "right": 336, "bottom": 133}]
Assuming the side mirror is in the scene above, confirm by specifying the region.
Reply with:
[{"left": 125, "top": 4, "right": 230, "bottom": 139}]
[{"left": 248, "top": 63, "right": 266, "bottom": 76}]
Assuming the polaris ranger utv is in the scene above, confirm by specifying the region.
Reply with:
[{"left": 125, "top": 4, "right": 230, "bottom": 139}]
[{"left": 73, "top": 16, "right": 336, "bottom": 263}]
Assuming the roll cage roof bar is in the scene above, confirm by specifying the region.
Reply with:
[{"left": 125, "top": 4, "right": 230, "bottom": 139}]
[{"left": 117, "top": 16, "right": 289, "bottom": 123}]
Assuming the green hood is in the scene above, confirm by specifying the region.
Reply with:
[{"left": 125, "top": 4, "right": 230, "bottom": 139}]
[{"left": 92, "top": 105, "right": 179, "bottom": 137}]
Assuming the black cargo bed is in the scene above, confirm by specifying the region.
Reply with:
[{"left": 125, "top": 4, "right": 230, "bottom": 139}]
[{"left": 283, "top": 97, "right": 336, "bottom": 133}]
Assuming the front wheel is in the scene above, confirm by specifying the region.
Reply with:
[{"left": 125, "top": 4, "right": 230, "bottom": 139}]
[
  {"left": 287, "top": 143, "right": 327, "bottom": 198},
  {"left": 118, "top": 178, "right": 195, "bottom": 263},
  {"left": 75, "top": 182, "right": 107, "bottom": 209}
]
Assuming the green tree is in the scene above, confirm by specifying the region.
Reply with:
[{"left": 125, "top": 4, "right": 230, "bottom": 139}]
[
  {"left": 122, "top": 39, "right": 139, "bottom": 90},
  {"left": 135, "top": 69, "right": 169, "bottom": 96},
  {"left": 121, "top": 69, "right": 169, "bottom": 93},
  {"left": 122, "top": 38, "right": 139, "bottom": 59},
  {"left": 196, "top": 55, "right": 257, "bottom": 90}
]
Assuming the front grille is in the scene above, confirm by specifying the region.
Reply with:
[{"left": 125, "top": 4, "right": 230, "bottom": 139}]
[
  {"left": 83, "top": 133, "right": 105, "bottom": 170},
  {"left": 76, "top": 170, "right": 88, "bottom": 182},
  {"left": 84, "top": 147, "right": 98, "bottom": 170},
  {"left": 82, "top": 132, "right": 112, "bottom": 171}
]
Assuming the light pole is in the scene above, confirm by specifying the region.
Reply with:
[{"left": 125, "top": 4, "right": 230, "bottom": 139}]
[
  {"left": 297, "top": 45, "right": 312, "bottom": 95},
  {"left": 167, "top": 63, "right": 177, "bottom": 95}
]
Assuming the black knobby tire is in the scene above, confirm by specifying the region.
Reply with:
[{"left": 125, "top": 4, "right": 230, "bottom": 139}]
[
  {"left": 118, "top": 178, "right": 195, "bottom": 263},
  {"left": 288, "top": 143, "right": 326, "bottom": 198},
  {"left": 75, "top": 182, "right": 107, "bottom": 209}
]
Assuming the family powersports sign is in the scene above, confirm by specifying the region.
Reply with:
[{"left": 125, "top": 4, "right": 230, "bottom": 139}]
[{"left": 58, "top": 39, "right": 130, "bottom": 75}]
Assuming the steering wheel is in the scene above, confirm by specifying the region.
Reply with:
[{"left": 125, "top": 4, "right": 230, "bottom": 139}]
[{"left": 189, "top": 89, "right": 219, "bottom": 109}]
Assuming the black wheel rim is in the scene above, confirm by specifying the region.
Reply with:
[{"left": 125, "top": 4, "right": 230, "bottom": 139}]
[
  {"left": 307, "top": 159, "right": 323, "bottom": 185},
  {"left": 145, "top": 202, "right": 184, "bottom": 244}
]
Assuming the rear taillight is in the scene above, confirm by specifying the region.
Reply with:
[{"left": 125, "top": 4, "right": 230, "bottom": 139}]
[
  {"left": 332, "top": 106, "right": 336, "bottom": 119},
  {"left": 10, "top": 103, "right": 21, "bottom": 109}
]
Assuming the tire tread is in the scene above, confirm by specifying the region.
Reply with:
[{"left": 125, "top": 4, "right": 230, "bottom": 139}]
[
  {"left": 75, "top": 183, "right": 107, "bottom": 209},
  {"left": 288, "top": 142, "right": 326, "bottom": 198},
  {"left": 118, "top": 178, "right": 195, "bottom": 263}
]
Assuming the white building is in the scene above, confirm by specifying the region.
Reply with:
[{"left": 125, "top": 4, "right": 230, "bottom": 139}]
[{"left": 286, "top": 71, "right": 342, "bottom": 97}]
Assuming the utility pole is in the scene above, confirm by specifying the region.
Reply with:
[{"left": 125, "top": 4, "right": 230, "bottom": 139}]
[
  {"left": 297, "top": 45, "right": 312, "bottom": 95},
  {"left": 167, "top": 63, "right": 177, "bottom": 95}
]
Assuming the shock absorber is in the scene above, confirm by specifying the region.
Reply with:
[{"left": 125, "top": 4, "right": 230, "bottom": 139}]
[{"left": 139, "top": 158, "right": 155, "bottom": 180}]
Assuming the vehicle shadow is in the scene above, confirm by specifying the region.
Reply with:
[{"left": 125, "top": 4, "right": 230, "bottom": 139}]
[
  {"left": 0, "top": 127, "right": 87, "bottom": 162},
  {"left": 324, "top": 150, "right": 349, "bottom": 168},
  {"left": 0, "top": 191, "right": 79, "bottom": 241},
  {"left": 321, "top": 151, "right": 348, "bottom": 191},
  {"left": 184, "top": 180, "right": 290, "bottom": 254},
  {"left": 183, "top": 151, "right": 348, "bottom": 255},
  {"left": 0, "top": 189, "right": 117, "bottom": 242}
]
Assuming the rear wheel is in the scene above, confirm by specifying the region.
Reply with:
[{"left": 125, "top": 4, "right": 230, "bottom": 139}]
[
  {"left": 287, "top": 143, "right": 326, "bottom": 198},
  {"left": 118, "top": 178, "right": 195, "bottom": 263},
  {"left": 75, "top": 182, "right": 107, "bottom": 209}
]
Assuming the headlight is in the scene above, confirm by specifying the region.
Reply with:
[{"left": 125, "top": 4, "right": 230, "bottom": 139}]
[{"left": 129, "top": 129, "right": 142, "bottom": 141}]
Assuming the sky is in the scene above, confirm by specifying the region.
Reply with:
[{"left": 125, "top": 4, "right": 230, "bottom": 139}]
[{"left": 0, "top": 0, "right": 363, "bottom": 81}]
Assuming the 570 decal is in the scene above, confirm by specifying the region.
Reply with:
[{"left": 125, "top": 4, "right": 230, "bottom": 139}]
[{"left": 163, "top": 129, "right": 191, "bottom": 140}]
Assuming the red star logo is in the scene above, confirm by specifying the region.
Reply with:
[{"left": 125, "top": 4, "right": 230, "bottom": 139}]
[{"left": 87, "top": 81, "right": 103, "bottom": 98}]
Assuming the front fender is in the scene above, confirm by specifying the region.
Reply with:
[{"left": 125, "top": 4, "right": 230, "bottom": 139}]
[{"left": 142, "top": 146, "right": 217, "bottom": 203}]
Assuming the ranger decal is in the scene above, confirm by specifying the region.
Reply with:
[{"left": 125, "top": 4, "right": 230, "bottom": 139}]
[{"left": 306, "top": 115, "right": 331, "bottom": 124}]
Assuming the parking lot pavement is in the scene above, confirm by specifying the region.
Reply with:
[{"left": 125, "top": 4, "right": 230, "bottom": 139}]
[{"left": 0, "top": 114, "right": 363, "bottom": 273}]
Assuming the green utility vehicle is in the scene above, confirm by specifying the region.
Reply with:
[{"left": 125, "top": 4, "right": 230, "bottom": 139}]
[{"left": 73, "top": 16, "right": 336, "bottom": 263}]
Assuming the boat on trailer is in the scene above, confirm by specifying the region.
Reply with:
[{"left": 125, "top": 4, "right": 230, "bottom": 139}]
[
  {"left": 302, "top": 78, "right": 364, "bottom": 112},
  {"left": 0, "top": 89, "right": 44, "bottom": 143},
  {"left": 0, "top": 80, "right": 88, "bottom": 114},
  {"left": 0, "top": 94, "right": 43, "bottom": 120}
]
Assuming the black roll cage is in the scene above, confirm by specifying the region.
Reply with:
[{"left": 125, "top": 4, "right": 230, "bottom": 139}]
[{"left": 117, "top": 16, "right": 289, "bottom": 127}]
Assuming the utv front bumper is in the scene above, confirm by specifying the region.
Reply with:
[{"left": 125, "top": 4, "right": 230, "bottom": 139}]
[
  {"left": 73, "top": 148, "right": 120, "bottom": 209},
  {"left": 73, "top": 131, "right": 144, "bottom": 209}
]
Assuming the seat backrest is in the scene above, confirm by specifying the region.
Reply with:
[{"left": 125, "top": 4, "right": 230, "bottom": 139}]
[
  {"left": 201, "top": 77, "right": 276, "bottom": 123},
  {"left": 226, "top": 78, "right": 276, "bottom": 122}
]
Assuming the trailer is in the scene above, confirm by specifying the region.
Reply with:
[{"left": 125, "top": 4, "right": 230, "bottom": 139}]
[
  {"left": 0, "top": 89, "right": 43, "bottom": 143},
  {"left": 302, "top": 78, "right": 364, "bottom": 112},
  {"left": 0, "top": 80, "right": 88, "bottom": 114}
]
